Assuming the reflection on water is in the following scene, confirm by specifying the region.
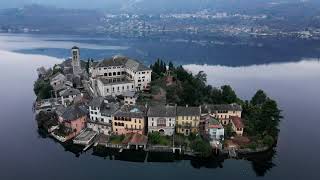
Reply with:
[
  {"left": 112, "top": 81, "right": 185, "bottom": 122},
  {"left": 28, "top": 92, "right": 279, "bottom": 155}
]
[
  {"left": 0, "top": 49, "right": 319, "bottom": 179},
  {"left": 36, "top": 126, "right": 277, "bottom": 177}
]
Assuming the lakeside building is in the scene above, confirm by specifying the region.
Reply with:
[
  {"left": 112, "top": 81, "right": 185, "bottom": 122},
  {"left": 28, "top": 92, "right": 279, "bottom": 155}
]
[
  {"left": 60, "top": 88, "right": 82, "bottom": 106},
  {"left": 147, "top": 105, "right": 176, "bottom": 136},
  {"left": 87, "top": 96, "right": 119, "bottom": 135},
  {"left": 199, "top": 115, "right": 224, "bottom": 147},
  {"left": 176, "top": 106, "right": 201, "bottom": 136},
  {"left": 230, "top": 116, "right": 244, "bottom": 136},
  {"left": 90, "top": 56, "right": 152, "bottom": 96},
  {"left": 112, "top": 105, "right": 147, "bottom": 135},
  {"left": 201, "top": 104, "right": 242, "bottom": 125},
  {"left": 122, "top": 133, "right": 148, "bottom": 150},
  {"left": 53, "top": 105, "right": 88, "bottom": 142}
]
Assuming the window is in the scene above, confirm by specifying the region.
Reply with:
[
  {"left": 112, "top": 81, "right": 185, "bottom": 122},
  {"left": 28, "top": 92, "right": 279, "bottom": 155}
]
[
  {"left": 113, "top": 72, "right": 116, "bottom": 76},
  {"left": 117, "top": 72, "right": 120, "bottom": 75},
  {"left": 109, "top": 72, "right": 112, "bottom": 76}
]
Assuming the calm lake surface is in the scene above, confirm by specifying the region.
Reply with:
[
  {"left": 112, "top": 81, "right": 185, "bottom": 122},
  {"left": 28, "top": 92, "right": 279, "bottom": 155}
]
[{"left": 0, "top": 34, "right": 320, "bottom": 180}]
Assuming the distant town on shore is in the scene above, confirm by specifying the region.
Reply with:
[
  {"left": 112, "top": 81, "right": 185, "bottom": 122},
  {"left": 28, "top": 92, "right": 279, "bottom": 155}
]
[{"left": 34, "top": 46, "right": 282, "bottom": 158}]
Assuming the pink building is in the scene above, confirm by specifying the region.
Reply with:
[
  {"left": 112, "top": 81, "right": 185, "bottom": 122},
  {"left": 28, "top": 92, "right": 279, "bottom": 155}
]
[{"left": 56, "top": 105, "right": 88, "bottom": 141}]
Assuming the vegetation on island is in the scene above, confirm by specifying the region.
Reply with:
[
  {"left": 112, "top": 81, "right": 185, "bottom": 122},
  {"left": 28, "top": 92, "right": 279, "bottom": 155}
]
[
  {"left": 33, "top": 79, "right": 53, "bottom": 100},
  {"left": 150, "top": 59, "right": 282, "bottom": 152}
]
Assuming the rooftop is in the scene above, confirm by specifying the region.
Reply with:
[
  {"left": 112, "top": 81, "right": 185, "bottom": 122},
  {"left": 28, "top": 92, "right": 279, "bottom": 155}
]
[
  {"left": 114, "top": 105, "right": 147, "bottom": 118},
  {"left": 95, "top": 56, "right": 150, "bottom": 72},
  {"left": 60, "top": 88, "right": 81, "bottom": 97},
  {"left": 230, "top": 116, "right": 244, "bottom": 129},
  {"left": 201, "top": 103, "right": 242, "bottom": 113},
  {"left": 59, "top": 105, "right": 87, "bottom": 121},
  {"left": 122, "top": 133, "right": 148, "bottom": 145},
  {"left": 147, "top": 105, "right": 176, "bottom": 117},
  {"left": 177, "top": 106, "right": 200, "bottom": 116},
  {"left": 123, "top": 91, "right": 138, "bottom": 98},
  {"left": 208, "top": 118, "right": 223, "bottom": 129}
]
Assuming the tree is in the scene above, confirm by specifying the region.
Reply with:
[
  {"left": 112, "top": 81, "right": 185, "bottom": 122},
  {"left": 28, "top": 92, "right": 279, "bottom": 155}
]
[
  {"left": 259, "top": 99, "right": 282, "bottom": 137},
  {"left": 168, "top": 61, "right": 174, "bottom": 71},
  {"left": 190, "top": 138, "right": 212, "bottom": 158},
  {"left": 225, "top": 123, "right": 234, "bottom": 138},
  {"left": 251, "top": 90, "right": 267, "bottom": 106},
  {"left": 221, "top": 85, "right": 238, "bottom": 104},
  {"left": 148, "top": 132, "right": 161, "bottom": 144},
  {"left": 33, "top": 79, "right": 53, "bottom": 99}
]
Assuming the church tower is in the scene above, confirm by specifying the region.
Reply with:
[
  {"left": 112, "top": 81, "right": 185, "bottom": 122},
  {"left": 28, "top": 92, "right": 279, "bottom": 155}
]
[{"left": 71, "top": 46, "right": 81, "bottom": 75}]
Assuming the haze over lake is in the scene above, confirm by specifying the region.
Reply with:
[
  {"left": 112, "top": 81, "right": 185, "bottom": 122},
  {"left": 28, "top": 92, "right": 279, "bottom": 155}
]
[{"left": 0, "top": 34, "right": 319, "bottom": 180}]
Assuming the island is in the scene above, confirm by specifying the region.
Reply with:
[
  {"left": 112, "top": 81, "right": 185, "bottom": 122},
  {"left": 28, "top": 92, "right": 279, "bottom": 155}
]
[{"left": 34, "top": 46, "right": 282, "bottom": 159}]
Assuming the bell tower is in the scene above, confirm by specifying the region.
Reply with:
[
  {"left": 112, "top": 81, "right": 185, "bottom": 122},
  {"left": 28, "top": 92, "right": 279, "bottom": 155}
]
[{"left": 71, "top": 46, "right": 81, "bottom": 75}]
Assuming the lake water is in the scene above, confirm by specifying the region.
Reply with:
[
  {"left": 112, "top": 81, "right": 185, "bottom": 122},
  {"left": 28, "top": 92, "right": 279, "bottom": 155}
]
[{"left": 0, "top": 34, "right": 319, "bottom": 180}]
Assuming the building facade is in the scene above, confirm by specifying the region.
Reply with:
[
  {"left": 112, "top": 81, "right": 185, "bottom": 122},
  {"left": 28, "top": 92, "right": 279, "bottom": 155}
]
[
  {"left": 147, "top": 105, "right": 176, "bottom": 136},
  {"left": 55, "top": 105, "right": 87, "bottom": 141},
  {"left": 87, "top": 96, "right": 119, "bottom": 135},
  {"left": 90, "top": 56, "right": 152, "bottom": 96},
  {"left": 71, "top": 46, "right": 82, "bottom": 75},
  {"left": 230, "top": 116, "right": 244, "bottom": 136},
  {"left": 112, "top": 105, "right": 147, "bottom": 135},
  {"left": 201, "top": 104, "right": 242, "bottom": 125},
  {"left": 123, "top": 91, "right": 138, "bottom": 105},
  {"left": 176, "top": 106, "right": 201, "bottom": 136},
  {"left": 60, "top": 88, "right": 81, "bottom": 106}
]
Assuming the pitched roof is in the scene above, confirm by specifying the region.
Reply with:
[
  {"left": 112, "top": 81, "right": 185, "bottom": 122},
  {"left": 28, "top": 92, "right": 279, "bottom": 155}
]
[
  {"left": 123, "top": 91, "right": 138, "bottom": 98},
  {"left": 201, "top": 103, "right": 242, "bottom": 113},
  {"left": 88, "top": 97, "right": 120, "bottom": 116},
  {"left": 177, "top": 106, "right": 200, "bottom": 116},
  {"left": 122, "top": 133, "right": 148, "bottom": 145},
  {"left": 88, "top": 97, "right": 104, "bottom": 108},
  {"left": 50, "top": 72, "right": 65, "bottom": 81},
  {"left": 60, "top": 88, "right": 81, "bottom": 97},
  {"left": 147, "top": 105, "right": 176, "bottom": 117},
  {"left": 95, "top": 56, "right": 150, "bottom": 72},
  {"left": 208, "top": 118, "right": 223, "bottom": 129},
  {"left": 60, "top": 105, "right": 87, "bottom": 121},
  {"left": 230, "top": 116, "right": 244, "bottom": 129},
  {"left": 114, "top": 105, "right": 147, "bottom": 118}
]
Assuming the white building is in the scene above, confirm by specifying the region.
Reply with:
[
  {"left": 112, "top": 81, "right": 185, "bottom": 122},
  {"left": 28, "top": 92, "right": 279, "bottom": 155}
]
[
  {"left": 90, "top": 56, "right": 152, "bottom": 96},
  {"left": 147, "top": 105, "right": 176, "bottom": 136},
  {"left": 123, "top": 91, "right": 138, "bottom": 105},
  {"left": 207, "top": 118, "right": 225, "bottom": 141},
  {"left": 87, "top": 96, "right": 119, "bottom": 135},
  {"left": 96, "top": 77, "right": 135, "bottom": 97},
  {"left": 60, "top": 88, "right": 81, "bottom": 106}
]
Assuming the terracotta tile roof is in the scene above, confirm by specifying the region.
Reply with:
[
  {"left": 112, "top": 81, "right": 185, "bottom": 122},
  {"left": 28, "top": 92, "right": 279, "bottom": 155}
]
[
  {"left": 230, "top": 116, "right": 244, "bottom": 129},
  {"left": 122, "top": 133, "right": 148, "bottom": 145}
]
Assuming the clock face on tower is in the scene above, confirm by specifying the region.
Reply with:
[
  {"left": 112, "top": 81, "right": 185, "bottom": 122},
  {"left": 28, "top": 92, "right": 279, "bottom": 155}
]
[{"left": 73, "top": 51, "right": 78, "bottom": 56}]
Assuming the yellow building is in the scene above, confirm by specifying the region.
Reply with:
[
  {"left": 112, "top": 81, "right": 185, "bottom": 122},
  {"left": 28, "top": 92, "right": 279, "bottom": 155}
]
[
  {"left": 112, "top": 105, "right": 146, "bottom": 135},
  {"left": 176, "top": 106, "right": 201, "bottom": 136},
  {"left": 201, "top": 104, "right": 242, "bottom": 125}
]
